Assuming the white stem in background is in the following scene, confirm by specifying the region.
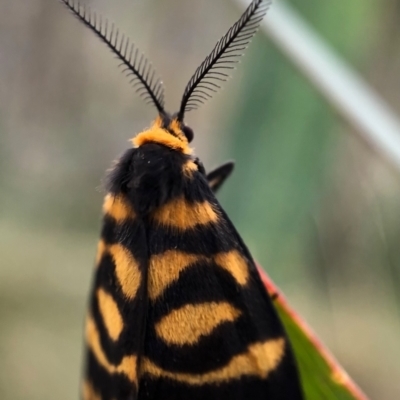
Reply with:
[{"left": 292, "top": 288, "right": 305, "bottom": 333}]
[{"left": 233, "top": 0, "right": 400, "bottom": 172}]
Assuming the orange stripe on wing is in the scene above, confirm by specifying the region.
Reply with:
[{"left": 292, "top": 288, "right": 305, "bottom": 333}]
[
  {"left": 149, "top": 250, "right": 250, "bottom": 301},
  {"left": 214, "top": 250, "right": 249, "bottom": 285},
  {"left": 151, "top": 197, "right": 218, "bottom": 229},
  {"left": 95, "top": 240, "right": 107, "bottom": 267},
  {"left": 142, "top": 338, "right": 285, "bottom": 384},
  {"left": 102, "top": 194, "right": 136, "bottom": 222},
  {"left": 96, "top": 288, "right": 124, "bottom": 341},
  {"left": 108, "top": 244, "right": 142, "bottom": 301},
  {"left": 155, "top": 302, "right": 241, "bottom": 346},
  {"left": 82, "top": 380, "right": 101, "bottom": 400},
  {"left": 86, "top": 315, "right": 137, "bottom": 383},
  {"left": 148, "top": 250, "right": 201, "bottom": 300}
]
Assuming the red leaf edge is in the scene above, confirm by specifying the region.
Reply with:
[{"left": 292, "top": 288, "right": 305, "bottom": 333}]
[{"left": 257, "top": 265, "right": 368, "bottom": 400}]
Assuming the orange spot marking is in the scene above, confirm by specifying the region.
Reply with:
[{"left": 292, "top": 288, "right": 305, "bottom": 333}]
[
  {"left": 108, "top": 244, "right": 141, "bottom": 300},
  {"left": 82, "top": 380, "right": 101, "bottom": 400},
  {"left": 182, "top": 160, "right": 198, "bottom": 178},
  {"left": 97, "top": 288, "right": 124, "bottom": 341},
  {"left": 155, "top": 302, "right": 241, "bottom": 346},
  {"left": 151, "top": 197, "right": 218, "bottom": 229},
  {"left": 86, "top": 315, "right": 137, "bottom": 383},
  {"left": 214, "top": 250, "right": 249, "bottom": 285},
  {"left": 95, "top": 240, "right": 106, "bottom": 267},
  {"left": 148, "top": 250, "right": 250, "bottom": 300},
  {"left": 102, "top": 194, "right": 135, "bottom": 222},
  {"left": 142, "top": 338, "right": 285, "bottom": 384},
  {"left": 148, "top": 251, "right": 201, "bottom": 300}
]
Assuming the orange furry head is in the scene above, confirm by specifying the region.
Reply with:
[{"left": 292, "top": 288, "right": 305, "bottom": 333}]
[{"left": 132, "top": 116, "right": 192, "bottom": 155}]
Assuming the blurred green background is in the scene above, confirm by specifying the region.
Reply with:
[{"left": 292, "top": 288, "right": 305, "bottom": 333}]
[{"left": 1, "top": 0, "right": 400, "bottom": 399}]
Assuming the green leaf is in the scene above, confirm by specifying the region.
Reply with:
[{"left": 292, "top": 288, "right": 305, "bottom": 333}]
[{"left": 257, "top": 266, "right": 368, "bottom": 400}]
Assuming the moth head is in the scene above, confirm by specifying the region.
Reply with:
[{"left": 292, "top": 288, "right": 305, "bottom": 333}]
[
  {"left": 131, "top": 0, "right": 270, "bottom": 154},
  {"left": 132, "top": 113, "right": 194, "bottom": 155},
  {"left": 59, "top": 0, "right": 270, "bottom": 153}
]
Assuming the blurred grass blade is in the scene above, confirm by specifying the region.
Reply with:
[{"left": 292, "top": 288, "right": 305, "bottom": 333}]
[
  {"left": 233, "top": 0, "right": 400, "bottom": 172},
  {"left": 257, "top": 266, "right": 369, "bottom": 400}
]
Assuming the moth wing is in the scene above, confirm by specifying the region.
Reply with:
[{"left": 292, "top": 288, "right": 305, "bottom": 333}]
[
  {"left": 83, "top": 186, "right": 149, "bottom": 400},
  {"left": 206, "top": 161, "right": 235, "bottom": 193},
  {"left": 139, "top": 171, "right": 304, "bottom": 400}
]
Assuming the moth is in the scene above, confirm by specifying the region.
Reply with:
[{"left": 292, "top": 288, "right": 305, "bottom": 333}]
[{"left": 58, "top": 0, "right": 304, "bottom": 399}]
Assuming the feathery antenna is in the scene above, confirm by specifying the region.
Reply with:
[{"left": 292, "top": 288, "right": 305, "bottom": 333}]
[
  {"left": 178, "top": 0, "right": 271, "bottom": 121},
  {"left": 58, "top": 0, "right": 166, "bottom": 113}
]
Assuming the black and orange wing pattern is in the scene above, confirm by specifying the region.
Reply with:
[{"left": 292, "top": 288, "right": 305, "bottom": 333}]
[
  {"left": 84, "top": 137, "right": 303, "bottom": 400},
  {"left": 136, "top": 145, "right": 303, "bottom": 399},
  {"left": 85, "top": 181, "right": 148, "bottom": 399},
  {"left": 57, "top": 0, "right": 305, "bottom": 399}
]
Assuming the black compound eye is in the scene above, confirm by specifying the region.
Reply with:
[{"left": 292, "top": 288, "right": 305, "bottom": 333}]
[{"left": 182, "top": 125, "right": 194, "bottom": 142}]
